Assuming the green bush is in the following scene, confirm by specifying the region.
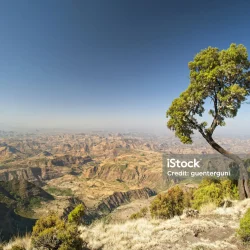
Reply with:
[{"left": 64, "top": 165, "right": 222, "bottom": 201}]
[
  {"left": 192, "top": 182, "right": 222, "bottom": 209},
  {"left": 150, "top": 186, "right": 185, "bottom": 219},
  {"left": 68, "top": 204, "right": 85, "bottom": 225},
  {"left": 29, "top": 197, "right": 42, "bottom": 208},
  {"left": 130, "top": 207, "right": 148, "bottom": 220},
  {"left": 220, "top": 179, "right": 238, "bottom": 199},
  {"left": 31, "top": 212, "right": 85, "bottom": 250},
  {"left": 192, "top": 178, "right": 238, "bottom": 209},
  {"left": 10, "top": 246, "right": 26, "bottom": 250},
  {"left": 237, "top": 208, "right": 250, "bottom": 242}
]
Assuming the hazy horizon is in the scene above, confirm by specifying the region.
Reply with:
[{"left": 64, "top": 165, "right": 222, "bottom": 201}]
[{"left": 1, "top": 0, "right": 250, "bottom": 136}]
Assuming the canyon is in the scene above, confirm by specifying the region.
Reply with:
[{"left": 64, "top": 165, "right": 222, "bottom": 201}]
[{"left": 0, "top": 130, "right": 250, "bottom": 241}]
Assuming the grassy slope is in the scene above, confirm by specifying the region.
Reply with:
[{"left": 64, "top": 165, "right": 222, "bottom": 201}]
[{"left": 3, "top": 199, "right": 250, "bottom": 250}]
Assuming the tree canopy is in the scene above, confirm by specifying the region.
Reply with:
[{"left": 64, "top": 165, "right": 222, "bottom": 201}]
[{"left": 166, "top": 43, "right": 250, "bottom": 144}]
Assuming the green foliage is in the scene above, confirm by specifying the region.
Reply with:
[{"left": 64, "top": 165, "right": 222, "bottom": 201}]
[
  {"left": 68, "top": 204, "right": 85, "bottom": 225},
  {"left": 46, "top": 186, "right": 73, "bottom": 196},
  {"left": 130, "top": 207, "right": 148, "bottom": 220},
  {"left": 150, "top": 186, "right": 185, "bottom": 219},
  {"left": 166, "top": 43, "right": 250, "bottom": 143},
  {"left": 237, "top": 208, "right": 250, "bottom": 242},
  {"left": 220, "top": 179, "right": 239, "bottom": 199},
  {"left": 29, "top": 197, "right": 42, "bottom": 208},
  {"left": 10, "top": 246, "right": 26, "bottom": 250},
  {"left": 192, "top": 178, "right": 238, "bottom": 209},
  {"left": 31, "top": 212, "right": 85, "bottom": 250},
  {"left": 192, "top": 182, "right": 222, "bottom": 209}
]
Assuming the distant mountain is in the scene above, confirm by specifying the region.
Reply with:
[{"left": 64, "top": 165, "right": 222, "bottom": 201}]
[{"left": 0, "top": 144, "right": 23, "bottom": 161}]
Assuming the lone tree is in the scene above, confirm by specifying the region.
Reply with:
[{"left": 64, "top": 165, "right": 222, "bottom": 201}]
[{"left": 166, "top": 43, "right": 250, "bottom": 199}]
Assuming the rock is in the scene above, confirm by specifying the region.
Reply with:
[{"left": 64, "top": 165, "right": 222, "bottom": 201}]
[
  {"left": 222, "top": 200, "right": 233, "bottom": 208},
  {"left": 0, "top": 167, "right": 43, "bottom": 186},
  {"left": 184, "top": 208, "right": 199, "bottom": 218}
]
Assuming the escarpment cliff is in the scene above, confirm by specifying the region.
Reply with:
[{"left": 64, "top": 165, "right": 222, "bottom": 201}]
[
  {"left": 82, "top": 163, "right": 164, "bottom": 189},
  {"left": 0, "top": 167, "right": 44, "bottom": 185},
  {"left": 0, "top": 166, "right": 64, "bottom": 185},
  {"left": 81, "top": 187, "right": 156, "bottom": 224},
  {"left": 0, "top": 155, "right": 93, "bottom": 185},
  {"left": 96, "top": 187, "right": 156, "bottom": 215}
]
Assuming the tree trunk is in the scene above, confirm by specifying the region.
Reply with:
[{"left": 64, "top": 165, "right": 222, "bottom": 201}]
[{"left": 204, "top": 135, "right": 250, "bottom": 199}]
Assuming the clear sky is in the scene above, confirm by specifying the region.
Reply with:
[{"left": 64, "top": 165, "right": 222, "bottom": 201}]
[{"left": 0, "top": 0, "right": 249, "bottom": 134}]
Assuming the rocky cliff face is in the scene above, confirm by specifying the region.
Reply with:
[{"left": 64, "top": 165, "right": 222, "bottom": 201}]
[
  {"left": 0, "top": 144, "right": 23, "bottom": 161},
  {"left": 82, "top": 164, "right": 163, "bottom": 188},
  {"left": 96, "top": 187, "right": 156, "bottom": 215},
  {"left": 0, "top": 178, "right": 54, "bottom": 200},
  {"left": 51, "top": 155, "right": 92, "bottom": 166},
  {"left": 81, "top": 187, "right": 156, "bottom": 224},
  {"left": 0, "top": 166, "right": 68, "bottom": 185},
  {"left": 0, "top": 179, "right": 54, "bottom": 203},
  {"left": 0, "top": 155, "right": 93, "bottom": 185},
  {"left": 0, "top": 167, "right": 44, "bottom": 185}
]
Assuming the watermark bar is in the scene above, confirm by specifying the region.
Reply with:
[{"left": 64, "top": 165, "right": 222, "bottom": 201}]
[{"left": 162, "top": 154, "right": 250, "bottom": 182}]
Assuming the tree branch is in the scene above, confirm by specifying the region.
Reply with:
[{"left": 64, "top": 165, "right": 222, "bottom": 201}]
[{"left": 207, "top": 86, "right": 220, "bottom": 136}]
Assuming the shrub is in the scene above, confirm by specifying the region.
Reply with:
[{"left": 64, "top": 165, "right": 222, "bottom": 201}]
[
  {"left": 199, "top": 177, "right": 218, "bottom": 187},
  {"left": 29, "top": 197, "right": 42, "bottom": 208},
  {"left": 237, "top": 208, "right": 250, "bottom": 242},
  {"left": 10, "top": 246, "right": 26, "bottom": 250},
  {"left": 192, "top": 178, "right": 238, "bottom": 209},
  {"left": 192, "top": 182, "right": 222, "bottom": 209},
  {"left": 68, "top": 204, "right": 85, "bottom": 225},
  {"left": 183, "top": 188, "right": 194, "bottom": 208},
  {"left": 150, "top": 185, "right": 184, "bottom": 219},
  {"left": 130, "top": 207, "right": 148, "bottom": 220},
  {"left": 220, "top": 179, "right": 239, "bottom": 199},
  {"left": 31, "top": 212, "right": 85, "bottom": 250}
]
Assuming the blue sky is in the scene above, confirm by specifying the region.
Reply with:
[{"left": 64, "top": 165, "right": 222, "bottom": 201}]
[{"left": 0, "top": 0, "right": 249, "bottom": 134}]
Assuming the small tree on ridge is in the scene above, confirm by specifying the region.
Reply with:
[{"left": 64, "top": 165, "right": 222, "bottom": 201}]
[{"left": 166, "top": 43, "right": 250, "bottom": 199}]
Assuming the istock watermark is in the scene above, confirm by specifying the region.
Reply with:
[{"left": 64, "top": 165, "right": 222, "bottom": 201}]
[
  {"left": 167, "top": 158, "right": 201, "bottom": 168},
  {"left": 162, "top": 154, "right": 250, "bottom": 182}
]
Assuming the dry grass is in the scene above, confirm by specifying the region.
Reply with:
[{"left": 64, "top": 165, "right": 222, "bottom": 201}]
[
  {"left": 2, "top": 234, "right": 31, "bottom": 250},
  {"left": 79, "top": 199, "right": 250, "bottom": 250},
  {"left": 4, "top": 199, "right": 250, "bottom": 250},
  {"left": 80, "top": 216, "right": 239, "bottom": 250},
  {"left": 200, "top": 202, "right": 217, "bottom": 215},
  {"left": 212, "top": 198, "right": 250, "bottom": 221}
]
